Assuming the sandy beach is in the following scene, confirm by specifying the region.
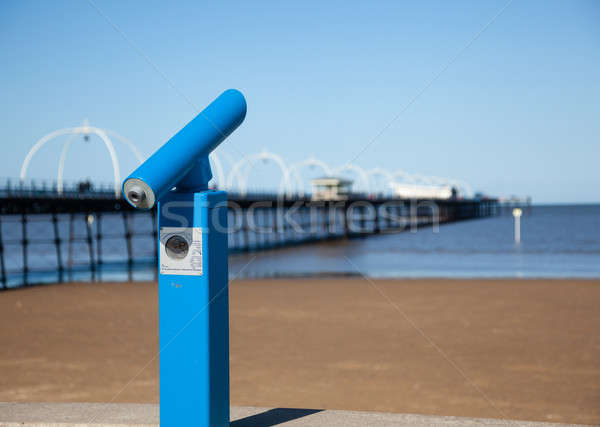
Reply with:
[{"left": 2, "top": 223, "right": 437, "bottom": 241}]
[{"left": 0, "top": 278, "right": 599, "bottom": 425}]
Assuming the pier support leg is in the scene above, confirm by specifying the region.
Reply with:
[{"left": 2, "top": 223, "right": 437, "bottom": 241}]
[
  {"left": 122, "top": 211, "right": 133, "bottom": 282},
  {"left": 0, "top": 216, "right": 6, "bottom": 289},
  {"left": 51, "top": 211, "right": 64, "bottom": 283},
  {"left": 21, "top": 212, "right": 28, "bottom": 285},
  {"left": 374, "top": 203, "right": 381, "bottom": 234},
  {"left": 342, "top": 202, "right": 349, "bottom": 238},
  {"left": 95, "top": 213, "right": 103, "bottom": 281},
  {"left": 242, "top": 207, "right": 250, "bottom": 251},
  {"left": 67, "top": 213, "right": 74, "bottom": 281}
]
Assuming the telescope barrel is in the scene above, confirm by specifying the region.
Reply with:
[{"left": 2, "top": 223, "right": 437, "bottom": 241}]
[{"left": 122, "top": 89, "right": 247, "bottom": 209}]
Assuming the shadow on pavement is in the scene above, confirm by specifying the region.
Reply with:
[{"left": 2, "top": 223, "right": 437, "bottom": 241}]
[{"left": 231, "top": 408, "right": 323, "bottom": 426}]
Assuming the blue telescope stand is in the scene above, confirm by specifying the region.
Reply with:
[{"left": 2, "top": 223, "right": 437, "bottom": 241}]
[
  {"left": 158, "top": 190, "right": 229, "bottom": 426},
  {"left": 122, "top": 89, "right": 246, "bottom": 426}
]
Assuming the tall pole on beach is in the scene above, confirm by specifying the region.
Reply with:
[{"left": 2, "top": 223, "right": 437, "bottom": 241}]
[{"left": 513, "top": 208, "right": 522, "bottom": 244}]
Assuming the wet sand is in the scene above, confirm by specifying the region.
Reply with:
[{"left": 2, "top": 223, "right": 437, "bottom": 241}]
[{"left": 0, "top": 278, "right": 599, "bottom": 424}]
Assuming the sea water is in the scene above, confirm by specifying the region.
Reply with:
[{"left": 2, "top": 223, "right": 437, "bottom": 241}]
[{"left": 230, "top": 204, "right": 600, "bottom": 279}]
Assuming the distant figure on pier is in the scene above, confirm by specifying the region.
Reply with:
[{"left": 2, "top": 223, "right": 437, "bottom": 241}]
[
  {"left": 451, "top": 187, "right": 458, "bottom": 200},
  {"left": 77, "top": 180, "right": 93, "bottom": 193}
]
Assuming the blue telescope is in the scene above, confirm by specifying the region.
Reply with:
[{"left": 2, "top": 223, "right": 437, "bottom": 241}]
[
  {"left": 122, "top": 89, "right": 246, "bottom": 427},
  {"left": 122, "top": 88, "right": 246, "bottom": 209}
]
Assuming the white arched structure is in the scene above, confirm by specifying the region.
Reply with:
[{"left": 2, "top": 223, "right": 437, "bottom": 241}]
[
  {"left": 57, "top": 133, "right": 79, "bottom": 194},
  {"left": 333, "top": 163, "right": 370, "bottom": 192},
  {"left": 104, "top": 129, "right": 145, "bottom": 164},
  {"left": 421, "top": 175, "right": 448, "bottom": 186},
  {"left": 289, "top": 157, "right": 333, "bottom": 196},
  {"left": 208, "top": 152, "right": 226, "bottom": 189},
  {"left": 214, "top": 148, "right": 237, "bottom": 170},
  {"left": 207, "top": 147, "right": 239, "bottom": 189},
  {"left": 227, "top": 150, "right": 291, "bottom": 196},
  {"left": 21, "top": 123, "right": 124, "bottom": 197},
  {"left": 55, "top": 125, "right": 145, "bottom": 195},
  {"left": 21, "top": 130, "right": 476, "bottom": 199},
  {"left": 410, "top": 173, "right": 437, "bottom": 186},
  {"left": 366, "top": 167, "right": 394, "bottom": 194},
  {"left": 393, "top": 170, "right": 417, "bottom": 184}
]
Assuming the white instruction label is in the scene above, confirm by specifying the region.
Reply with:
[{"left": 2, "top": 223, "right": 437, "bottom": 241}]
[{"left": 159, "top": 227, "right": 203, "bottom": 276}]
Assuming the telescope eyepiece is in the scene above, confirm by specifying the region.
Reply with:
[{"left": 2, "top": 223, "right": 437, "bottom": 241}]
[
  {"left": 123, "top": 178, "right": 155, "bottom": 210},
  {"left": 128, "top": 187, "right": 145, "bottom": 204}
]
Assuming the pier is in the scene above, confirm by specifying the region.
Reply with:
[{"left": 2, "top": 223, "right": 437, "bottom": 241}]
[{"left": 0, "top": 178, "right": 497, "bottom": 289}]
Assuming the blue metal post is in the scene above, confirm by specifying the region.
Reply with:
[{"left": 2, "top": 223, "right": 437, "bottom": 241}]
[{"left": 158, "top": 190, "right": 229, "bottom": 426}]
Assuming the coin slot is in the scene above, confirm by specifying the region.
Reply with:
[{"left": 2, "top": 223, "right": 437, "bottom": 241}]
[{"left": 165, "top": 235, "right": 189, "bottom": 260}]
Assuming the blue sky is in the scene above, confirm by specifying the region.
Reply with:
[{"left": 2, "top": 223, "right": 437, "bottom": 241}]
[{"left": 1, "top": 0, "right": 599, "bottom": 203}]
